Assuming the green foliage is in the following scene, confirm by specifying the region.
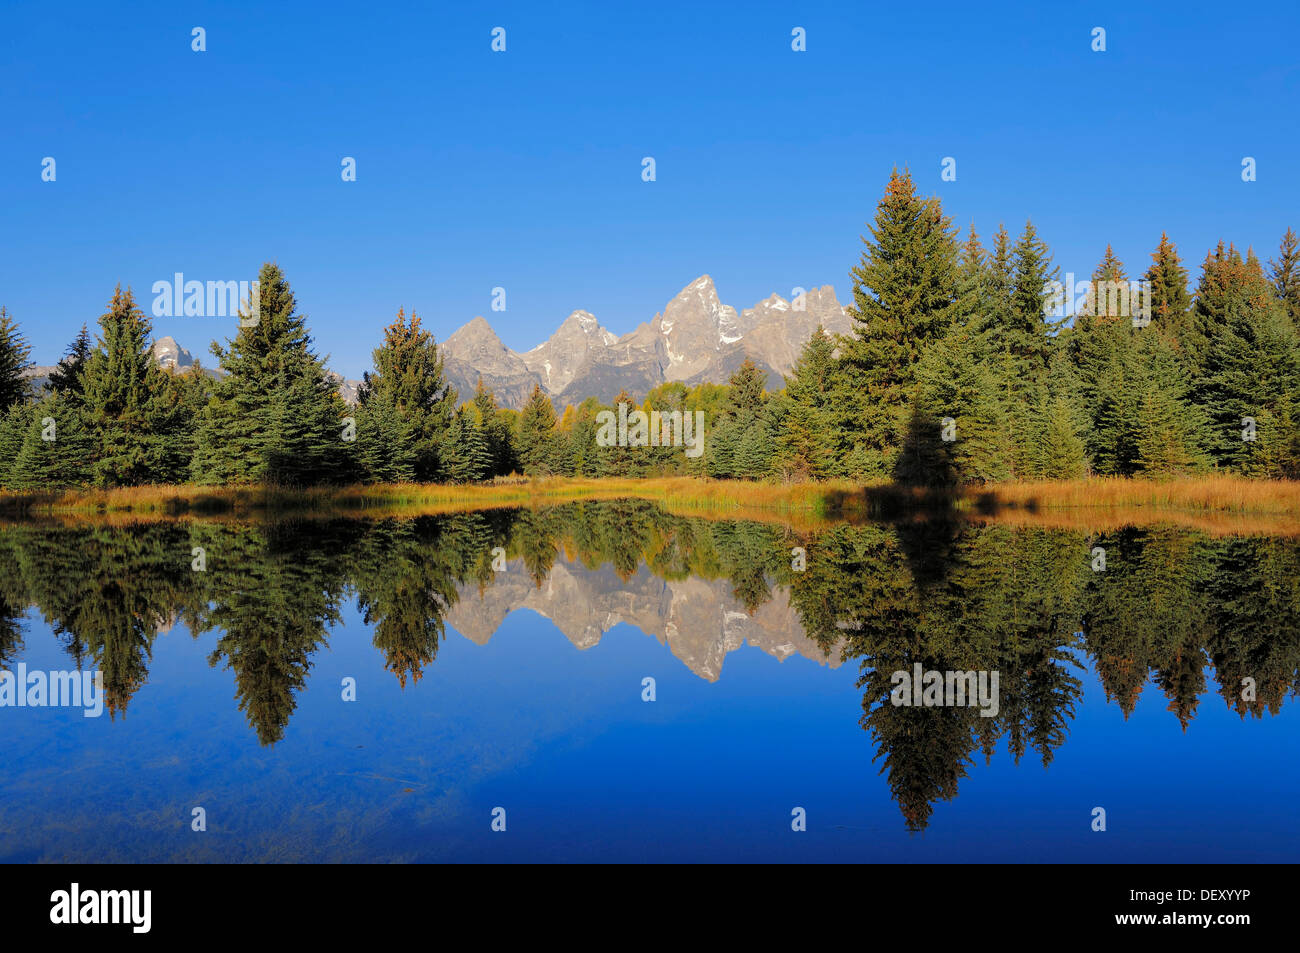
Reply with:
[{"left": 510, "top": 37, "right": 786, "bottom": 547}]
[
  {"left": 516, "top": 384, "right": 560, "bottom": 476},
  {"left": 1144, "top": 232, "right": 1192, "bottom": 335},
  {"left": 78, "top": 287, "right": 191, "bottom": 485},
  {"left": 5, "top": 393, "right": 94, "bottom": 488},
  {"left": 772, "top": 327, "right": 838, "bottom": 480},
  {"left": 903, "top": 325, "right": 1012, "bottom": 485},
  {"left": 1187, "top": 243, "right": 1300, "bottom": 471},
  {"left": 1269, "top": 227, "right": 1300, "bottom": 326},
  {"left": 0, "top": 307, "right": 32, "bottom": 412},
  {"left": 357, "top": 308, "right": 457, "bottom": 480},
  {"left": 842, "top": 169, "right": 961, "bottom": 472},
  {"left": 47, "top": 324, "right": 92, "bottom": 397},
  {"left": 473, "top": 379, "right": 516, "bottom": 477},
  {"left": 354, "top": 388, "right": 417, "bottom": 482},
  {"left": 191, "top": 264, "right": 351, "bottom": 485},
  {"left": 443, "top": 404, "right": 493, "bottom": 483},
  {"left": 0, "top": 182, "right": 1294, "bottom": 491}
]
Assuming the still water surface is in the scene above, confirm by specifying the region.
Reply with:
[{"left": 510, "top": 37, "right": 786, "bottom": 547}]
[{"left": 1, "top": 500, "right": 1297, "bottom": 861}]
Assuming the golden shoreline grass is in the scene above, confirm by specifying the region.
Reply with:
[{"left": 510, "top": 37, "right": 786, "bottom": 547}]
[{"left": 2, "top": 475, "right": 1299, "bottom": 534}]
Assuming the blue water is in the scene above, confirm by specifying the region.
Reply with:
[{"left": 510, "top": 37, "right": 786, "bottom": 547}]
[{"left": 0, "top": 511, "right": 1297, "bottom": 862}]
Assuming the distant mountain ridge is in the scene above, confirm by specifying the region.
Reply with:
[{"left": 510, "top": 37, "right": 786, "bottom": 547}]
[
  {"left": 441, "top": 275, "right": 850, "bottom": 409},
  {"left": 21, "top": 277, "right": 848, "bottom": 409}
]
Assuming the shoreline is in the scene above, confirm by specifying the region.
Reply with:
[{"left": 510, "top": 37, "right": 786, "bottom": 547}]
[{"left": 2, "top": 476, "right": 1299, "bottom": 534}]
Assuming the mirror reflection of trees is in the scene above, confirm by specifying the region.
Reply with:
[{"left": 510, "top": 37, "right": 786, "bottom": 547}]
[{"left": 0, "top": 505, "right": 1295, "bottom": 829}]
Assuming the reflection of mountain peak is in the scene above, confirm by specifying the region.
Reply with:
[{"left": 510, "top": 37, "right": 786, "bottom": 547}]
[{"left": 445, "top": 555, "right": 838, "bottom": 680}]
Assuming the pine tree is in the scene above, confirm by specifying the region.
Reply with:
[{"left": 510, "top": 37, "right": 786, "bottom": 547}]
[
  {"left": 1005, "top": 220, "right": 1062, "bottom": 375},
  {"left": 1144, "top": 232, "right": 1192, "bottom": 335},
  {"left": 444, "top": 405, "right": 492, "bottom": 482},
  {"left": 0, "top": 403, "right": 34, "bottom": 486},
  {"left": 78, "top": 286, "right": 188, "bottom": 485},
  {"left": 597, "top": 388, "right": 636, "bottom": 476},
  {"left": 843, "top": 169, "right": 961, "bottom": 472},
  {"left": 1187, "top": 242, "right": 1300, "bottom": 470},
  {"left": 516, "top": 384, "right": 559, "bottom": 476},
  {"left": 1134, "top": 384, "right": 1203, "bottom": 477},
  {"left": 0, "top": 307, "right": 32, "bottom": 411},
  {"left": 989, "top": 224, "right": 1015, "bottom": 320},
  {"left": 1240, "top": 399, "right": 1300, "bottom": 478},
  {"left": 191, "top": 263, "right": 350, "bottom": 485},
  {"left": 564, "top": 397, "right": 604, "bottom": 477},
  {"left": 1041, "top": 397, "right": 1087, "bottom": 479},
  {"left": 988, "top": 221, "right": 1062, "bottom": 477},
  {"left": 6, "top": 393, "right": 94, "bottom": 488},
  {"left": 725, "top": 357, "right": 768, "bottom": 416},
  {"left": 354, "top": 388, "right": 416, "bottom": 482},
  {"left": 908, "top": 325, "right": 1012, "bottom": 485},
  {"left": 1268, "top": 227, "right": 1300, "bottom": 326},
  {"left": 47, "top": 324, "right": 92, "bottom": 396},
  {"left": 1065, "top": 244, "right": 1206, "bottom": 477},
  {"left": 472, "top": 377, "right": 514, "bottom": 477},
  {"left": 732, "top": 418, "right": 773, "bottom": 479},
  {"left": 955, "top": 225, "right": 991, "bottom": 330},
  {"left": 1068, "top": 248, "right": 1138, "bottom": 474},
  {"left": 773, "top": 327, "right": 838, "bottom": 480},
  {"left": 708, "top": 360, "right": 772, "bottom": 479},
  {"left": 356, "top": 308, "right": 457, "bottom": 480}
]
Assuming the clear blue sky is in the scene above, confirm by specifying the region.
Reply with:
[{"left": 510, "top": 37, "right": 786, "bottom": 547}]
[{"left": 2, "top": 0, "right": 1297, "bottom": 379}]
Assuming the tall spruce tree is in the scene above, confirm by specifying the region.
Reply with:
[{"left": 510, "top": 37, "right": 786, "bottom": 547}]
[
  {"left": 988, "top": 224, "right": 1015, "bottom": 320},
  {"left": 708, "top": 359, "right": 772, "bottom": 479},
  {"left": 356, "top": 308, "right": 457, "bottom": 480},
  {"left": 906, "top": 324, "right": 1012, "bottom": 485},
  {"left": 1006, "top": 220, "right": 1062, "bottom": 374},
  {"left": 191, "top": 263, "right": 350, "bottom": 485},
  {"left": 47, "top": 324, "right": 92, "bottom": 396},
  {"left": 1187, "top": 242, "right": 1300, "bottom": 471},
  {"left": 443, "top": 405, "right": 492, "bottom": 483},
  {"left": 1268, "top": 227, "right": 1300, "bottom": 326},
  {"left": 955, "top": 225, "right": 992, "bottom": 330},
  {"left": 472, "top": 377, "right": 515, "bottom": 477},
  {"left": 1068, "top": 248, "right": 1137, "bottom": 474},
  {"left": 843, "top": 169, "right": 961, "bottom": 473},
  {"left": 78, "top": 286, "right": 188, "bottom": 485},
  {"left": 1144, "top": 232, "right": 1192, "bottom": 335},
  {"left": 516, "top": 384, "right": 559, "bottom": 476},
  {"left": 0, "top": 307, "right": 32, "bottom": 412},
  {"left": 988, "top": 221, "right": 1062, "bottom": 477},
  {"left": 773, "top": 327, "right": 839, "bottom": 480},
  {"left": 6, "top": 392, "right": 94, "bottom": 488}
]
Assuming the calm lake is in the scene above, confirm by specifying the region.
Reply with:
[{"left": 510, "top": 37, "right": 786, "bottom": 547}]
[{"left": 1, "top": 500, "right": 1297, "bottom": 862}]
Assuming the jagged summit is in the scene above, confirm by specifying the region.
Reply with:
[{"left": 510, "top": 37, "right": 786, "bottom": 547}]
[
  {"left": 151, "top": 335, "right": 194, "bottom": 370},
  {"left": 441, "top": 275, "right": 850, "bottom": 409}
]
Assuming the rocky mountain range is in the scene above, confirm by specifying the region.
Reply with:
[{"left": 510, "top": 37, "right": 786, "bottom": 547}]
[
  {"left": 445, "top": 554, "right": 841, "bottom": 681},
  {"left": 21, "top": 276, "right": 849, "bottom": 410},
  {"left": 441, "top": 275, "right": 851, "bottom": 409}
]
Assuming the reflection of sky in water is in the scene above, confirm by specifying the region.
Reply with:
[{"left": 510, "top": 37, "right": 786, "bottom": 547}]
[{"left": 2, "top": 593, "right": 1296, "bottom": 862}]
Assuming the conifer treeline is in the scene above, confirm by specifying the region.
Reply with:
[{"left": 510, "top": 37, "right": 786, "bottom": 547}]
[{"left": 1, "top": 172, "right": 1298, "bottom": 489}]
